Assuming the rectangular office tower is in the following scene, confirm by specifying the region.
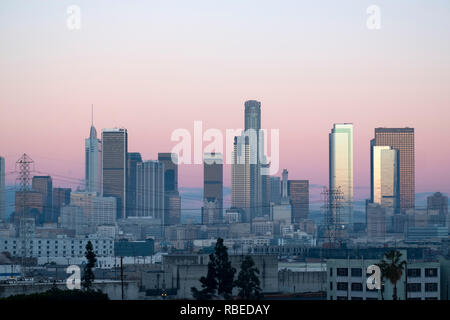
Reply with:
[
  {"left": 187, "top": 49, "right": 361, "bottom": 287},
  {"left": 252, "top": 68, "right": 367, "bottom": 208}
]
[
  {"left": 158, "top": 153, "right": 181, "bottom": 225},
  {"left": 232, "top": 100, "right": 267, "bottom": 222},
  {"left": 32, "top": 176, "right": 53, "bottom": 223},
  {"left": 329, "top": 123, "right": 353, "bottom": 227},
  {"left": 85, "top": 122, "right": 102, "bottom": 194},
  {"left": 232, "top": 135, "right": 251, "bottom": 222},
  {"left": 288, "top": 180, "right": 309, "bottom": 223},
  {"left": 126, "top": 152, "right": 142, "bottom": 218},
  {"left": 102, "top": 128, "right": 128, "bottom": 220},
  {"left": 370, "top": 142, "right": 398, "bottom": 208},
  {"left": 203, "top": 152, "right": 223, "bottom": 224},
  {"left": 52, "top": 187, "right": 71, "bottom": 223},
  {"left": 0, "top": 156, "right": 5, "bottom": 221},
  {"left": 270, "top": 176, "right": 281, "bottom": 205},
  {"left": 374, "top": 128, "right": 414, "bottom": 212},
  {"left": 136, "top": 161, "right": 165, "bottom": 221}
]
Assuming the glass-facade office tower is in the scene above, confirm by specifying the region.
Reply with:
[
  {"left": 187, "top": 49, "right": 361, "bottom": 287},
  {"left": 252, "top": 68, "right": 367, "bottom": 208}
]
[
  {"left": 158, "top": 153, "right": 181, "bottom": 225},
  {"left": 329, "top": 123, "right": 353, "bottom": 226},
  {"left": 288, "top": 180, "right": 309, "bottom": 223},
  {"left": 102, "top": 128, "right": 128, "bottom": 220},
  {"left": 136, "top": 160, "right": 165, "bottom": 220},
  {"left": 203, "top": 152, "right": 223, "bottom": 224},
  {"left": 370, "top": 142, "right": 398, "bottom": 208},
  {"left": 32, "top": 176, "right": 53, "bottom": 223},
  {"left": 126, "top": 152, "right": 142, "bottom": 218},
  {"left": 85, "top": 121, "right": 102, "bottom": 194},
  {"left": 0, "top": 156, "right": 5, "bottom": 221},
  {"left": 374, "top": 128, "right": 414, "bottom": 212}
]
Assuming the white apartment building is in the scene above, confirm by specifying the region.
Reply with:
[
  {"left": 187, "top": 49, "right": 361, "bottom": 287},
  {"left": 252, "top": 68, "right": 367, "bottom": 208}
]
[
  {"left": 0, "top": 236, "right": 114, "bottom": 259},
  {"left": 327, "top": 255, "right": 440, "bottom": 300}
]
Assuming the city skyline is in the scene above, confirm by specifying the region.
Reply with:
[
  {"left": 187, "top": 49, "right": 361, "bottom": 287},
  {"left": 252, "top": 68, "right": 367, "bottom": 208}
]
[{"left": 1, "top": 1, "right": 450, "bottom": 198}]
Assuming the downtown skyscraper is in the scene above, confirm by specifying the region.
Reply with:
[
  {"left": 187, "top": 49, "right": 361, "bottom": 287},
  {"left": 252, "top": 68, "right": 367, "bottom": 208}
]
[
  {"left": 158, "top": 153, "right": 181, "bottom": 225},
  {"left": 329, "top": 123, "right": 354, "bottom": 227},
  {"left": 232, "top": 100, "right": 266, "bottom": 222},
  {"left": 126, "top": 152, "right": 142, "bottom": 218},
  {"left": 202, "top": 152, "right": 223, "bottom": 225},
  {"left": 374, "top": 127, "right": 415, "bottom": 212},
  {"left": 85, "top": 111, "right": 102, "bottom": 195},
  {"left": 102, "top": 128, "right": 128, "bottom": 220},
  {"left": 136, "top": 160, "right": 165, "bottom": 220},
  {"left": 288, "top": 180, "right": 309, "bottom": 223},
  {"left": 32, "top": 175, "right": 53, "bottom": 223},
  {"left": 370, "top": 141, "right": 398, "bottom": 208}
]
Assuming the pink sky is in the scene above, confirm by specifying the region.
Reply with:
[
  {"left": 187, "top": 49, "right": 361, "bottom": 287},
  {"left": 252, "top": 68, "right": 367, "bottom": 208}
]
[{"left": 1, "top": 1, "right": 450, "bottom": 201}]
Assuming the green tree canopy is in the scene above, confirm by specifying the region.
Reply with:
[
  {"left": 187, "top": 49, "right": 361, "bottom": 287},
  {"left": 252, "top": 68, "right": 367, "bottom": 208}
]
[
  {"left": 191, "top": 238, "right": 236, "bottom": 300},
  {"left": 82, "top": 240, "right": 97, "bottom": 290},
  {"left": 235, "top": 255, "right": 262, "bottom": 300},
  {"left": 377, "top": 250, "right": 406, "bottom": 300}
]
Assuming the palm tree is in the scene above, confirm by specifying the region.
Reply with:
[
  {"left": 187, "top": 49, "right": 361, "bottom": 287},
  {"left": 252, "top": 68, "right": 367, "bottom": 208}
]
[{"left": 377, "top": 250, "right": 406, "bottom": 300}]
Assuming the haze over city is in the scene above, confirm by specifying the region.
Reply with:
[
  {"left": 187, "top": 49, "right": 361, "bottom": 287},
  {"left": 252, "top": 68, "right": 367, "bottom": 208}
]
[{"left": 1, "top": 0, "right": 450, "bottom": 199}]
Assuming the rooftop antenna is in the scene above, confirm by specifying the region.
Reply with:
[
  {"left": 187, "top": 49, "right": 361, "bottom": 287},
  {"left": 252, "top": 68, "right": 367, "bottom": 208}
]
[{"left": 91, "top": 104, "right": 94, "bottom": 126}]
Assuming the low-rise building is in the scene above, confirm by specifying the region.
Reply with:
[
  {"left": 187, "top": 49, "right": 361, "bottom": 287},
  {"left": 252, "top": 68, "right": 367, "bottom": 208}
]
[{"left": 327, "top": 253, "right": 440, "bottom": 300}]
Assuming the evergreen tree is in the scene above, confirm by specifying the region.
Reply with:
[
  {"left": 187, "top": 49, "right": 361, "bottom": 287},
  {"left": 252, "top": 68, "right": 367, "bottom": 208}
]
[
  {"left": 191, "top": 256, "right": 217, "bottom": 300},
  {"left": 235, "top": 255, "right": 262, "bottom": 300},
  {"left": 191, "top": 238, "right": 236, "bottom": 300},
  {"left": 82, "top": 240, "right": 97, "bottom": 290},
  {"left": 215, "top": 238, "right": 236, "bottom": 299}
]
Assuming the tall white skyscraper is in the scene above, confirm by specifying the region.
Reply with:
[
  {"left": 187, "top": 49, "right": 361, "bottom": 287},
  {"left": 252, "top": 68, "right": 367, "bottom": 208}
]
[
  {"left": 0, "top": 156, "right": 5, "bottom": 221},
  {"left": 85, "top": 107, "right": 102, "bottom": 194},
  {"left": 371, "top": 142, "right": 398, "bottom": 208},
  {"left": 329, "top": 123, "right": 354, "bottom": 226}
]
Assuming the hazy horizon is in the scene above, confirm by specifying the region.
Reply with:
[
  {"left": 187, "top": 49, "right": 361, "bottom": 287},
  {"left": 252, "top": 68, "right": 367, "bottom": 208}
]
[{"left": 1, "top": 1, "right": 450, "bottom": 202}]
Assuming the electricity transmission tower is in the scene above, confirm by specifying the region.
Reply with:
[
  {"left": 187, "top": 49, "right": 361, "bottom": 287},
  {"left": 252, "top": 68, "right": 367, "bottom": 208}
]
[
  {"left": 321, "top": 186, "right": 344, "bottom": 248},
  {"left": 15, "top": 153, "right": 34, "bottom": 273}
]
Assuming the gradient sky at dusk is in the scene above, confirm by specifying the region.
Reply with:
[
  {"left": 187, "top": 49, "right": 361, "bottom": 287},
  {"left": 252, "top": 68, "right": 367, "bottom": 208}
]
[{"left": 1, "top": 0, "right": 450, "bottom": 203}]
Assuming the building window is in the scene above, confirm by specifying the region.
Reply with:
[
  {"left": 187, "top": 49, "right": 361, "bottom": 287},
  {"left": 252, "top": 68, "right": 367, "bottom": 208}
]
[
  {"left": 337, "top": 268, "right": 348, "bottom": 277},
  {"left": 407, "top": 283, "right": 421, "bottom": 292},
  {"left": 425, "top": 268, "right": 438, "bottom": 277},
  {"left": 425, "top": 297, "right": 438, "bottom": 300},
  {"left": 407, "top": 268, "right": 421, "bottom": 278},
  {"left": 330, "top": 267, "right": 333, "bottom": 276},
  {"left": 351, "top": 297, "right": 363, "bottom": 300},
  {"left": 337, "top": 296, "right": 348, "bottom": 300},
  {"left": 366, "top": 298, "right": 378, "bottom": 300},
  {"left": 351, "top": 268, "right": 362, "bottom": 277},
  {"left": 425, "top": 283, "right": 438, "bottom": 292},
  {"left": 337, "top": 282, "right": 348, "bottom": 291},
  {"left": 351, "top": 283, "right": 363, "bottom": 291},
  {"left": 330, "top": 282, "right": 333, "bottom": 290}
]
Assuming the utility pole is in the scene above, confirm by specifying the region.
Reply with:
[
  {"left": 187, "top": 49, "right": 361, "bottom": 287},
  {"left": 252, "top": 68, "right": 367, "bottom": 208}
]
[{"left": 120, "top": 256, "right": 124, "bottom": 300}]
